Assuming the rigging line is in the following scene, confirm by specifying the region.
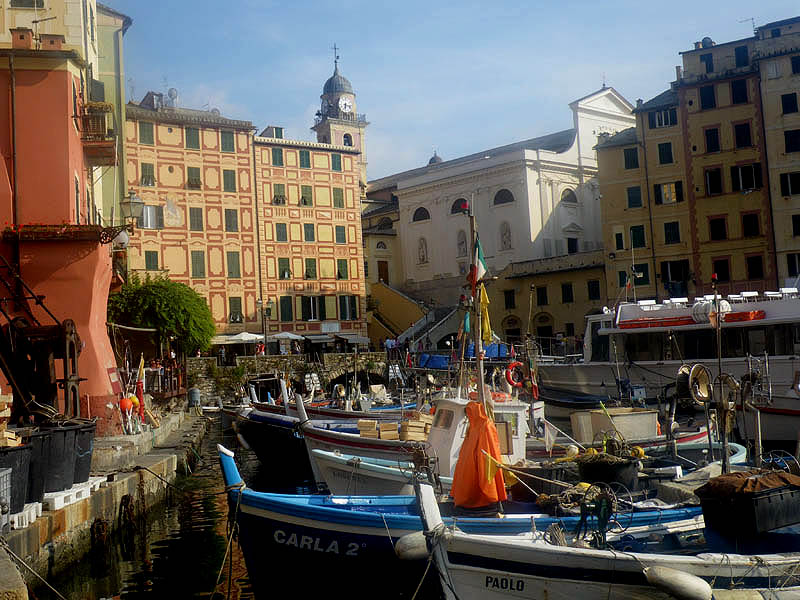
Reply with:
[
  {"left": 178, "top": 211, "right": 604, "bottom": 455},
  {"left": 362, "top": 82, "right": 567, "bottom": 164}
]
[{"left": 0, "top": 538, "right": 68, "bottom": 600}]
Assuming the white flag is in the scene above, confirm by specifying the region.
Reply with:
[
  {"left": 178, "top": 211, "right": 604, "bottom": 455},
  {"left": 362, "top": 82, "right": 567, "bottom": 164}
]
[{"left": 544, "top": 420, "right": 557, "bottom": 454}]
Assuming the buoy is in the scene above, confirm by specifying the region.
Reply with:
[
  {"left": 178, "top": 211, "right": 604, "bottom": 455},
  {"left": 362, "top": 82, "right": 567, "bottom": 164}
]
[
  {"left": 119, "top": 396, "right": 133, "bottom": 412},
  {"left": 643, "top": 566, "right": 712, "bottom": 600},
  {"left": 565, "top": 445, "right": 579, "bottom": 458},
  {"left": 131, "top": 396, "right": 140, "bottom": 408},
  {"left": 394, "top": 531, "right": 429, "bottom": 561}
]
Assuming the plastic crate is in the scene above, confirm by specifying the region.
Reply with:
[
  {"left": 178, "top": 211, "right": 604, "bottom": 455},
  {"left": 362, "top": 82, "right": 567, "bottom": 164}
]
[
  {"left": 0, "top": 467, "right": 11, "bottom": 533},
  {"left": 700, "top": 485, "right": 800, "bottom": 537}
]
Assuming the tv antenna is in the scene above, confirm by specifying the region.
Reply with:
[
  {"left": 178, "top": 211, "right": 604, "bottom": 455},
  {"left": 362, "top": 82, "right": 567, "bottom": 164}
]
[
  {"left": 31, "top": 15, "right": 56, "bottom": 49},
  {"left": 331, "top": 43, "right": 340, "bottom": 67},
  {"left": 738, "top": 17, "right": 756, "bottom": 34}
]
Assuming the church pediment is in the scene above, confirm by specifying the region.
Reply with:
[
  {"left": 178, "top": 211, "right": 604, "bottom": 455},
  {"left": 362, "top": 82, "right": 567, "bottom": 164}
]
[
  {"left": 570, "top": 87, "right": 634, "bottom": 116},
  {"left": 562, "top": 222, "right": 584, "bottom": 234}
]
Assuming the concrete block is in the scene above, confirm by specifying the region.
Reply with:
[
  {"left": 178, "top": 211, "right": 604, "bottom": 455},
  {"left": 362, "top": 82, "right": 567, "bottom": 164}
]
[{"left": 0, "top": 547, "right": 27, "bottom": 600}]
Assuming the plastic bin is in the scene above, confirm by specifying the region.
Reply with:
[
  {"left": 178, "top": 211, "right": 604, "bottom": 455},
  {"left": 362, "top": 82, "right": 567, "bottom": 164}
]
[
  {"left": 577, "top": 458, "right": 639, "bottom": 491},
  {"left": 700, "top": 485, "right": 800, "bottom": 537},
  {"left": 73, "top": 422, "right": 96, "bottom": 484},
  {"left": 23, "top": 429, "right": 51, "bottom": 503},
  {"left": 41, "top": 424, "right": 80, "bottom": 493},
  {"left": 0, "top": 445, "right": 31, "bottom": 514}
]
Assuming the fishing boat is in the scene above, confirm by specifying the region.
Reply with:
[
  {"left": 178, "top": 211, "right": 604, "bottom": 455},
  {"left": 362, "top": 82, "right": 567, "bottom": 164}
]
[
  {"left": 217, "top": 444, "right": 706, "bottom": 599},
  {"left": 536, "top": 290, "right": 800, "bottom": 441},
  {"left": 412, "top": 480, "right": 800, "bottom": 600}
]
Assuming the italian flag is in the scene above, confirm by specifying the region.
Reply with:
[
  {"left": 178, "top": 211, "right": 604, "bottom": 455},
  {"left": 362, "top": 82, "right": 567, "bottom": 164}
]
[{"left": 467, "top": 238, "right": 487, "bottom": 297}]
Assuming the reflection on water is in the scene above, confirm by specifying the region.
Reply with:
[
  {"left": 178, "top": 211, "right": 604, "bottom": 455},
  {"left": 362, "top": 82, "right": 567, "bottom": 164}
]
[{"left": 35, "top": 418, "right": 258, "bottom": 600}]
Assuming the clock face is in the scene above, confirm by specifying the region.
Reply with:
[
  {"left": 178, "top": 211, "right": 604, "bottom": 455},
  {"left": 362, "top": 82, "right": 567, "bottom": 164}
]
[{"left": 338, "top": 97, "right": 353, "bottom": 113}]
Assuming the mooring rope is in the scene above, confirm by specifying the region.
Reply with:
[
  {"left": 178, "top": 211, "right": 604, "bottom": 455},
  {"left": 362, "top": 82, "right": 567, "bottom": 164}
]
[{"left": 0, "top": 537, "right": 68, "bottom": 600}]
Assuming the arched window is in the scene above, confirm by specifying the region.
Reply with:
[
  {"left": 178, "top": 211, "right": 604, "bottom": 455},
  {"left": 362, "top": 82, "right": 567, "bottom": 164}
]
[
  {"left": 499, "top": 222, "right": 513, "bottom": 251},
  {"left": 412, "top": 207, "right": 430, "bottom": 222},
  {"left": 376, "top": 241, "right": 387, "bottom": 250},
  {"left": 451, "top": 198, "right": 468, "bottom": 214},
  {"left": 561, "top": 188, "right": 578, "bottom": 203},
  {"left": 493, "top": 189, "right": 514, "bottom": 205},
  {"left": 417, "top": 238, "right": 429, "bottom": 264},
  {"left": 456, "top": 230, "right": 467, "bottom": 257},
  {"left": 343, "top": 133, "right": 353, "bottom": 147},
  {"left": 377, "top": 217, "right": 392, "bottom": 230}
]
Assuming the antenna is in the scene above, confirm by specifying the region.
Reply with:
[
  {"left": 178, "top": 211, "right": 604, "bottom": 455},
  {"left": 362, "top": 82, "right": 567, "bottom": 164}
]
[
  {"left": 738, "top": 17, "right": 756, "bottom": 34},
  {"left": 602, "top": 72, "right": 607, "bottom": 88},
  {"left": 127, "top": 77, "right": 135, "bottom": 103},
  {"left": 331, "top": 43, "right": 340, "bottom": 67}
]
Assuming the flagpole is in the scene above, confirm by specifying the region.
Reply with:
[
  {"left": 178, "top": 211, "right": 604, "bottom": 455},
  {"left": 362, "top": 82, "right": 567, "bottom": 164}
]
[{"left": 469, "top": 197, "right": 489, "bottom": 418}]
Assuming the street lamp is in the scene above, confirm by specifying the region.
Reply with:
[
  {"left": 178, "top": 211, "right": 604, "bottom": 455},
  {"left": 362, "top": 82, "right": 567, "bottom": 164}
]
[
  {"left": 100, "top": 190, "right": 144, "bottom": 245},
  {"left": 256, "top": 298, "right": 275, "bottom": 345}
]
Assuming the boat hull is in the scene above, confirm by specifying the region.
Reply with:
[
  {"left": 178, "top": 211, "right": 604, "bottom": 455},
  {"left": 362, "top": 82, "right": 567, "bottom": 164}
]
[{"left": 234, "top": 412, "right": 313, "bottom": 483}]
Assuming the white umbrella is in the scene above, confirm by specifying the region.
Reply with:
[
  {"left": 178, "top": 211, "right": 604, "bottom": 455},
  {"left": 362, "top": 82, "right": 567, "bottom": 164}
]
[
  {"left": 267, "top": 331, "right": 305, "bottom": 341},
  {"left": 230, "top": 331, "right": 264, "bottom": 343}
]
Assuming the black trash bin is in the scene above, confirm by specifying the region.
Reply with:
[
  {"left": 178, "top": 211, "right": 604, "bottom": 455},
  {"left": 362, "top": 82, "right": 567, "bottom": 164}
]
[
  {"left": 41, "top": 424, "right": 80, "bottom": 493},
  {"left": 0, "top": 444, "right": 32, "bottom": 514},
  {"left": 23, "top": 429, "right": 51, "bottom": 504},
  {"left": 73, "top": 421, "right": 96, "bottom": 484}
]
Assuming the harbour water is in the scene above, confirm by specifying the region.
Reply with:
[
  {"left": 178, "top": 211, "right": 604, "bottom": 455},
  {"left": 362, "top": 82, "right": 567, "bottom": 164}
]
[{"left": 34, "top": 417, "right": 270, "bottom": 600}]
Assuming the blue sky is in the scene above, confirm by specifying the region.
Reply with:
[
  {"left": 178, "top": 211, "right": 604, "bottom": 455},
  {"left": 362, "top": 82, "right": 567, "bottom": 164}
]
[{"left": 112, "top": 1, "right": 799, "bottom": 179}]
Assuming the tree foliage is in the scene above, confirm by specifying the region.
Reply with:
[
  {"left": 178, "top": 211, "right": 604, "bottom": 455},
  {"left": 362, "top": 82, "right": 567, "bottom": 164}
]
[{"left": 108, "top": 274, "right": 215, "bottom": 352}]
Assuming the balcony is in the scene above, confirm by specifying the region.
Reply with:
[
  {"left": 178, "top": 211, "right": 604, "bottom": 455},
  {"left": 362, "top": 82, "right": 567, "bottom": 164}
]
[
  {"left": 314, "top": 109, "right": 368, "bottom": 127},
  {"left": 80, "top": 102, "right": 117, "bottom": 167}
]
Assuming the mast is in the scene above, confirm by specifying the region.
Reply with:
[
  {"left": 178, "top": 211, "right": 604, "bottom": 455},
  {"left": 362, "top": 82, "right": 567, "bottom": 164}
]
[{"left": 469, "top": 195, "right": 489, "bottom": 416}]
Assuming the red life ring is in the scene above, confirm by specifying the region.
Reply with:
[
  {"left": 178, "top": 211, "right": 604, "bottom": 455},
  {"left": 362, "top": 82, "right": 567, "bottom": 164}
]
[{"left": 505, "top": 361, "right": 525, "bottom": 388}]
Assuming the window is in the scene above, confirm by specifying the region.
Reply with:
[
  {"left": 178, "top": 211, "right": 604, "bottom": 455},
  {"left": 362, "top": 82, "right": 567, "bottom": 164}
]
[
  {"left": 226, "top": 252, "right": 241, "bottom": 278},
  {"left": 335, "top": 225, "right": 346, "bottom": 244},
  {"left": 305, "top": 258, "right": 317, "bottom": 279},
  {"left": 299, "top": 150, "right": 311, "bottom": 169},
  {"left": 731, "top": 80, "right": 748, "bottom": 104},
  {"left": 618, "top": 271, "right": 628, "bottom": 288},
  {"left": 654, "top": 181, "right": 683, "bottom": 204},
  {"left": 187, "top": 166, "right": 202, "bottom": 189},
  {"left": 339, "top": 295, "right": 358, "bottom": 320},
  {"left": 279, "top": 296, "right": 293, "bottom": 322},
  {"left": 191, "top": 251, "right": 205, "bottom": 278},
  {"left": 793, "top": 214, "right": 800, "bottom": 236},
  {"left": 699, "top": 85, "right": 716, "bottom": 110},
  {"left": 138, "top": 122, "right": 154, "bottom": 145},
  {"left": 140, "top": 162, "right": 155, "bottom": 186},
  {"left": 272, "top": 148, "right": 283, "bottom": 166},
  {"left": 224, "top": 209, "right": 238, "bottom": 232},
  {"left": 185, "top": 127, "right": 200, "bottom": 149},
  {"left": 785, "top": 130, "right": 800, "bottom": 153},
  {"left": 746, "top": 255, "right": 764, "bottom": 280},
  {"left": 783, "top": 93, "right": 799, "bottom": 115},
  {"left": 272, "top": 183, "right": 286, "bottom": 204},
  {"left": 189, "top": 207, "right": 203, "bottom": 231},
  {"left": 451, "top": 198, "right": 469, "bottom": 214},
  {"left": 630, "top": 225, "right": 645, "bottom": 248},
  {"left": 223, "top": 169, "right": 236, "bottom": 192},
  {"left": 742, "top": 213, "right": 759, "bottom": 237},
  {"left": 561, "top": 189, "right": 577, "bottom": 203},
  {"left": 301, "top": 296, "right": 323, "bottom": 321},
  {"left": 664, "top": 221, "right": 680, "bottom": 244},
  {"left": 278, "top": 257, "right": 291, "bottom": 279},
  {"left": 303, "top": 223, "right": 315, "bottom": 242},
  {"left": 648, "top": 108, "right": 677, "bottom": 128},
  {"left": 772, "top": 28, "right": 781, "bottom": 38},
  {"left": 457, "top": 230, "right": 467, "bottom": 257},
  {"left": 705, "top": 168, "right": 723, "bottom": 195},
  {"left": 615, "top": 232, "right": 624, "bottom": 250},
  {"left": 137, "top": 205, "right": 164, "bottom": 230},
  {"left": 623, "top": 148, "right": 639, "bottom": 169},
  {"left": 565, "top": 323, "right": 575, "bottom": 337},
  {"left": 709, "top": 217, "right": 727, "bottom": 241},
  {"left": 713, "top": 258, "right": 730, "bottom": 282},
  {"left": 626, "top": 186, "right": 642, "bottom": 208},
  {"left": 337, "top": 259, "right": 348, "bottom": 280},
  {"left": 779, "top": 172, "right": 800, "bottom": 196},
  {"left": 567, "top": 237, "right": 578, "bottom": 254},
  {"left": 376, "top": 241, "right": 387, "bottom": 249},
  {"left": 734, "top": 123, "right": 752, "bottom": 148},
  {"left": 343, "top": 133, "right": 353, "bottom": 147},
  {"left": 144, "top": 251, "right": 158, "bottom": 271},
  {"left": 503, "top": 290, "right": 515, "bottom": 309},
  {"left": 700, "top": 53, "right": 714, "bottom": 73},
  {"left": 731, "top": 163, "right": 762, "bottom": 191},
  {"left": 587, "top": 280, "right": 601, "bottom": 300},
  {"left": 633, "top": 263, "right": 650, "bottom": 285},
  {"left": 272, "top": 127, "right": 284, "bottom": 139},
  {"left": 228, "top": 297, "right": 243, "bottom": 323},
  {"left": 221, "top": 131, "right": 235, "bottom": 153},
  {"left": 536, "top": 286, "right": 548, "bottom": 306},
  {"left": 10, "top": 0, "right": 45, "bottom": 7},
  {"left": 735, "top": 46, "right": 749, "bottom": 67},
  {"left": 793, "top": 56, "right": 800, "bottom": 74},
  {"left": 788, "top": 253, "right": 800, "bottom": 277},
  {"left": 377, "top": 217, "right": 392, "bottom": 230},
  {"left": 412, "top": 207, "right": 430, "bottom": 222},
  {"left": 705, "top": 128, "right": 720, "bottom": 153},
  {"left": 333, "top": 188, "right": 344, "bottom": 208},
  {"left": 657, "top": 142, "right": 673, "bottom": 164},
  {"left": 331, "top": 153, "right": 342, "bottom": 171},
  {"left": 499, "top": 222, "right": 512, "bottom": 250},
  {"left": 275, "top": 223, "right": 288, "bottom": 242},
  {"left": 561, "top": 283, "right": 574, "bottom": 303},
  {"left": 301, "top": 185, "right": 313, "bottom": 206},
  {"left": 493, "top": 189, "right": 515, "bottom": 205}
]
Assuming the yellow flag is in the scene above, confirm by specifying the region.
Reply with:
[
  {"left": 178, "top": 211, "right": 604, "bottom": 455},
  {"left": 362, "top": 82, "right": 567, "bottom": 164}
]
[
  {"left": 484, "top": 451, "right": 499, "bottom": 483},
  {"left": 480, "top": 284, "right": 492, "bottom": 345}
]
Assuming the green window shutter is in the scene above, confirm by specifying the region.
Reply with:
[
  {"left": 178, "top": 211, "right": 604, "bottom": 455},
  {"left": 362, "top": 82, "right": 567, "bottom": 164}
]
[
  {"left": 140, "top": 163, "right": 155, "bottom": 186},
  {"left": 189, "top": 207, "right": 203, "bottom": 231},
  {"left": 305, "top": 258, "right": 317, "bottom": 279},
  {"left": 319, "top": 296, "right": 327, "bottom": 320},
  {"left": 278, "top": 257, "right": 290, "bottom": 278},
  {"left": 145, "top": 251, "right": 158, "bottom": 270},
  {"left": 781, "top": 173, "right": 791, "bottom": 196},
  {"left": 221, "top": 131, "right": 235, "bottom": 153},
  {"left": 333, "top": 188, "right": 344, "bottom": 208},
  {"left": 304, "top": 223, "right": 315, "bottom": 241},
  {"left": 226, "top": 252, "right": 241, "bottom": 278},
  {"left": 225, "top": 209, "right": 238, "bottom": 232},
  {"left": 349, "top": 296, "right": 358, "bottom": 319},
  {"left": 618, "top": 271, "right": 627, "bottom": 287},
  {"left": 276, "top": 223, "right": 287, "bottom": 242},
  {"left": 273, "top": 183, "right": 286, "bottom": 204},
  {"left": 280, "top": 296, "right": 293, "bottom": 322},
  {"left": 229, "top": 297, "right": 242, "bottom": 322},
  {"left": 675, "top": 181, "right": 684, "bottom": 202},
  {"left": 339, "top": 295, "right": 347, "bottom": 319},
  {"left": 630, "top": 225, "right": 645, "bottom": 248},
  {"left": 301, "top": 185, "right": 313, "bottom": 206},
  {"left": 626, "top": 186, "right": 641, "bottom": 208},
  {"left": 331, "top": 153, "right": 342, "bottom": 171},
  {"left": 654, "top": 184, "right": 663, "bottom": 204},
  {"left": 272, "top": 148, "right": 284, "bottom": 166},
  {"left": 223, "top": 169, "right": 236, "bottom": 192},
  {"left": 337, "top": 259, "right": 348, "bottom": 280},
  {"left": 301, "top": 296, "right": 311, "bottom": 321},
  {"left": 335, "top": 226, "right": 346, "bottom": 244},
  {"left": 139, "top": 122, "right": 154, "bottom": 145},
  {"left": 187, "top": 166, "right": 202, "bottom": 189},
  {"left": 299, "top": 150, "right": 311, "bottom": 169},
  {"left": 191, "top": 251, "right": 206, "bottom": 278},
  {"left": 185, "top": 127, "right": 200, "bottom": 149}
]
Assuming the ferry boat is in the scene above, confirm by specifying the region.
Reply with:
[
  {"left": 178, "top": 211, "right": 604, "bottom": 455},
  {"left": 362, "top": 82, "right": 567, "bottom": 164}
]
[{"left": 536, "top": 288, "right": 800, "bottom": 441}]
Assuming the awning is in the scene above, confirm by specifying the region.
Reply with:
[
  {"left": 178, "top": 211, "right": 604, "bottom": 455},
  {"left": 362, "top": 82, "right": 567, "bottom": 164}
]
[
  {"left": 305, "top": 334, "right": 334, "bottom": 343},
  {"left": 266, "top": 331, "right": 304, "bottom": 341},
  {"left": 336, "top": 333, "right": 371, "bottom": 345}
]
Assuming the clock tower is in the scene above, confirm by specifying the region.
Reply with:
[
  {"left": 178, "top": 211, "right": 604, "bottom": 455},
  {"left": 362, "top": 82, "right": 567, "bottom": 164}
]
[{"left": 312, "top": 54, "right": 368, "bottom": 193}]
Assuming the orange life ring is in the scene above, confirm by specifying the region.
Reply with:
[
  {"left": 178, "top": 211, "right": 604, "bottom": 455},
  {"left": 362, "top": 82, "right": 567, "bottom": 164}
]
[{"left": 505, "top": 361, "right": 525, "bottom": 388}]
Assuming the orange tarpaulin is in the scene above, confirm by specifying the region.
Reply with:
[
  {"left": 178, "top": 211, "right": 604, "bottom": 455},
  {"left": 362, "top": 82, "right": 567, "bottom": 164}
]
[{"left": 452, "top": 401, "right": 507, "bottom": 508}]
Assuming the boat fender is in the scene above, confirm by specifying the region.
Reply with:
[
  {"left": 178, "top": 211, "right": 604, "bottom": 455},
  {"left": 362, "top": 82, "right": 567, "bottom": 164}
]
[
  {"left": 236, "top": 432, "right": 251, "bottom": 450},
  {"left": 394, "top": 530, "right": 429, "bottom": 561},
  {"left": 505, "top": 362, "right": 525, "bottom": 388},
  {"left": 643, "top": 566, "right": 712, "bottom": 600}
]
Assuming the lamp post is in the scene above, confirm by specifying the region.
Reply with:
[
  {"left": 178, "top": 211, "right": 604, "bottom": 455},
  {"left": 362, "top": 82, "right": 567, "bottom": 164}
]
[
  {"left": 256, "top": 298, "right": 275, "bottom": 350},
  {"left": 100, "top": 189, "right": 144, "bottom": 245}
]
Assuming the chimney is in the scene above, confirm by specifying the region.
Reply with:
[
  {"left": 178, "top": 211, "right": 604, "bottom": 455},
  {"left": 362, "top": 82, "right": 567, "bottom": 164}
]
[
  {"left": 636, "top": 98, "right": 643, "bottom": 108},
  {"left": 676, "top": 65, "right": 682, "bottom": 80},
  {"left": 694, "top": 41, "right": 702, "bottom": 50},
  {"left": 10, "top": 28, "right": 33, "bottom": 50},
  {"left": 39, "top": 34, "right": 66, "bottom": 50}
]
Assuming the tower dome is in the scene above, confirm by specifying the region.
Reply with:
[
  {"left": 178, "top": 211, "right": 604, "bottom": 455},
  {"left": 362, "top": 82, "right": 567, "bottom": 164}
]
[
  {"left": 323, "top": 64, "right": 353, "bottom": 95},
  {"left": 428, "top": 151, "right": 443, "bottom": 165}
]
